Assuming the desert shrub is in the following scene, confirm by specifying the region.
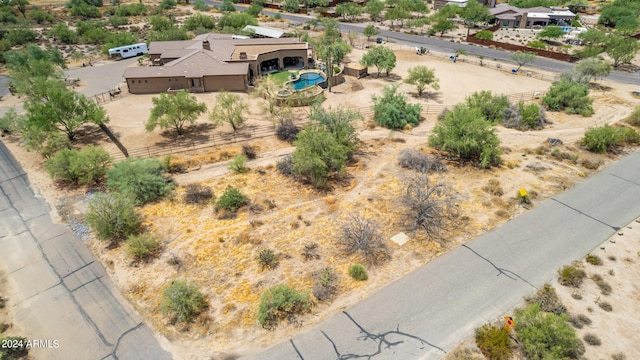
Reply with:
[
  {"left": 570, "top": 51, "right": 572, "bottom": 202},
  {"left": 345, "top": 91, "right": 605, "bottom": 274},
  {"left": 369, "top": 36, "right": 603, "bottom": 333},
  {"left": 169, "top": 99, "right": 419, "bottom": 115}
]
[
  {"left": 598, "top": 301, "right": 613, "bottom": 311},
  {"left": 591, "top": 274, "right": 612, "bottom": 295},
  {"left": 582, "top": 125, "right": 640, "bottom": 153},
  {"left": 228, "top": 154, "right": 248, "bottom": 173},
  {"left": 585, "top": 254, "right": 602, "bottom": 265},
  {"left": 518, "top": 102, "right": 546, "bottom": 130},
  {"left": 527, "top": 39, "right": 547, "bottom": 49},
  {"left": 475, "top": 30, "right": 493, "bottom": 40},
  {"left": 0, "top": 336, "right": 29, "bottom": 359},
  {"left": 542, "top": 78, "right": 593, "bottom": 116},
  {"left": 115, "top": 3, "right": 147, "bottom": 16},
  {"left": 193, "top": 0, "right": 210, "bottom": 10},
  {"left": 514, "top": 303, "right": 584, "bottom": 360},
  {"left": 525, "top": 284, "right": 566, "bottom": 315},
  {"left": 312, "top": 268, "right": 338, "bottom": 301},
  {"left": 397, "top": 149, "right": 446, "bottom": 173},
  {"left": 568, "top": 314, "right": 591, "bottom": 329},
  {"left": 583, "top": 333, "right": 601, "bottom": 346},
  {"left": 158, "top": 0, "right": 177, "bottom": 10},
  {"left": 429, "top": 104, "right": 502, "bottom": 168},
  {"left": 242, "top": 144, "right": 257, "bottom": 160},
  {"left": 257, "top": 284, "right": 311, "bottom": 328},
  {"left": 612, "top": 353, "right": 626, "bottom": 360},
  {"left": 339, "top": 215, "right": 390, "bottom": 266},
  {"left": 45, "top": 146, "right": 112, "bottom": 185},
  {"left": 301, "top": 242, "right": 320, "bottom": 261},
  {"left": 276, "top": 155, "right": 294, "bottom": 176},
  {"left": 216, "top": 187, "right": 248, "bottom": 212},
  {"left": 85, "top": 193, "right": 142, "bottom": 242},
  {"left": 581, "top": 159, "right": 601, "bottom": 170},
  {"left": 106, "top": 157, "right": 174, "bottom": 205},
  {"left": 276, "top": 121, "right": 300, "bottom": 143},
  {"left": 183, "top": 183, "right": 213, "bottom": 205},
  {"left": 256, "top": 249, "right": 279, "bottom": 270},
  {"left": 161, "top": 279, "right": 207, "bottom": 323},
  {"left": 371, "top": 84, "right": 422, "bottom": 129},
  {"left": 474, "top": 324, "right": 511, "bottom": 360},
  {"left": 464, "top": 91, "right": 509, "bottom": 124},
  {"left": 126, "top": 233, "right": 161, "bottom": 261},
  {"left": 482, "top": 179, "right": 504, "bottom": 196},
  {"left": 558, "top": 262, "right": 586, "bottom": 287},
  {"left": 627, "top": 105, "right": 640, "bottom": 127},
  {"left": 348, "top": 263, "right": 368, "bottom": 281}
]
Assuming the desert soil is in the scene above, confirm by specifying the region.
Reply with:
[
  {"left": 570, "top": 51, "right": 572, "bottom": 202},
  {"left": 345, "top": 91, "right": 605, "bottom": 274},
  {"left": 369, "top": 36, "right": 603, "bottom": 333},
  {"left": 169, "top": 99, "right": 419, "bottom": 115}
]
[{"left": 2, "top": 23, "right": 640, "bottom": 360}]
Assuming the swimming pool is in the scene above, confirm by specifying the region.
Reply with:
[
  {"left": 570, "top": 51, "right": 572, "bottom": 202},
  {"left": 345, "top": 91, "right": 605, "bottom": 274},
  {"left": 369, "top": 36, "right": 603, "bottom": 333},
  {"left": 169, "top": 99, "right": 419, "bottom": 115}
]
[{"left": 290, "top": 72, "right": 326, "bottom": 90}]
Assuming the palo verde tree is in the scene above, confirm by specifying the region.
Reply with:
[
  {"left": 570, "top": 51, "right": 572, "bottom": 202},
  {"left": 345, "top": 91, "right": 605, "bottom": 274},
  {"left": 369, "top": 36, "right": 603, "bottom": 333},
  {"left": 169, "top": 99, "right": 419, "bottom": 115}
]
[
  {"left": 312, "top": 18, "right": 351, "bottom": 92},
  {"left": 371, "top": 84, "right": 422, "bottom": 129},
  {"left": 403, "top": 66, "right": 440, "bottom": 97},
  {"left": 363, "top": 24, "right": 380, "bottom": 41},
  {"left": 428, "top": 104, "right": 502, "bottom": 168},
  {"left": 364, "top": 0, "right": 384, "bottom": 21},
  {"left": 209, "top": 91, "right": 249, "bottom": 133},
  {"left": 23, "top": 80, "right": 109, "bottom": 141},
  {"left": 146, "top": 90, "right": 207, "bottom": 136},
  {"left": 605, "top": 33, "right": 640, "bottom": 67},
  {"left": 542, "top": 77, "right": 593, "bottom": 116},
  {"left": 461, "top": 0, "right": 492, "bottom": 36},
  {"left": 360, "top": 45, "right": 397, "bottom": 77},
  {"left": 511, "top": 52, "right": 536, "bottom": 72},
  {"left": 4, "top": 44, "right": 66, "bottom": 97},
  {"left": 573, "top": 57, "right": 612, "bottom": 84},
  {"left": 291, "top": 106, "right": 360, "bottom": 188},
  {"left": 537, "top": 25, "right": 564, "bottom": 42}
]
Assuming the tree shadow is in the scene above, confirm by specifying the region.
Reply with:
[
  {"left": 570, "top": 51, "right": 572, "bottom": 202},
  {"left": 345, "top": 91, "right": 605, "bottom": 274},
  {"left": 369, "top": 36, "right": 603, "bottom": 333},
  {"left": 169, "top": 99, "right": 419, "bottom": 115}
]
[
  {"left": 314, "top": 311, "right": 446, "bottom": 359},
  {"left": 411, "top": 91, "right": 443, "bottom": 103},
  {"left": 158, "top": 122, "right": 217, "bottom": 144},
  {"left": 74, "top": 124, "right": 108, "bottom": 145}
]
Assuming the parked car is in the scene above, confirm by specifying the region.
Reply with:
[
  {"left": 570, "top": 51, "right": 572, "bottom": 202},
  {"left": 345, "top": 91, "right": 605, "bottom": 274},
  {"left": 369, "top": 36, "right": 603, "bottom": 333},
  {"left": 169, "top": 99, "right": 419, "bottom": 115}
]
[{"left": 376, "top": 37, "right": 383, "bottom": 44}]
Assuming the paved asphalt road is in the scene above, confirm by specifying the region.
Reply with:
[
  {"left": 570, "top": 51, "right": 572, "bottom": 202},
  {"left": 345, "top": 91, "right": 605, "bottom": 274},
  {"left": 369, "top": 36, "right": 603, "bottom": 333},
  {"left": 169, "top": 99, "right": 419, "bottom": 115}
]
[
  {"left": 249, "top": 151, "right": 640, "bottom": 359},
  {"left": 0, "top": 142, "right": 172, "bottom": 360}
]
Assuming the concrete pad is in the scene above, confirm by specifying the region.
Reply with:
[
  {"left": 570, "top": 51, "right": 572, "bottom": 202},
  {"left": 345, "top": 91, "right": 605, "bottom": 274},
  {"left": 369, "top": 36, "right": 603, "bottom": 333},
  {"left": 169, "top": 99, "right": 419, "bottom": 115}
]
[
  {"left": 390, "top": 232, "right": 409, "bottom": 246},
  {"left": 0, "top": 207, "right": 28, "bottom": 237},
  {"left": 8, "top": 259, "right": 60, "bottom": 299},
  {"left": 15, "top": 284, "right": 112, "bottom": 360},
  {"left": 40, "top": 231, "right": 94, "bottom": 277},
  {"left": 25, "top": 217, "right": 68, "bottom": 244},
  {"left": 0, "top": 231, "right": 44, "bottom": 273},
  {"left": 73, "top": 279, "right": 140, "bottom": 345}
]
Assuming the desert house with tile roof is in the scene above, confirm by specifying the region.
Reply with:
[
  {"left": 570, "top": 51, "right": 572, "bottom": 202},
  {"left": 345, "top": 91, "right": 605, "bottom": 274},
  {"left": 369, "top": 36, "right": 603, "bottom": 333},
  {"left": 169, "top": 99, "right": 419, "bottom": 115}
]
[
  {"left": 489, "top": 5, "right": 575, "bottom": 29},
  {"left": 123, "top": 33, "right": 310, "bottom": 94}
]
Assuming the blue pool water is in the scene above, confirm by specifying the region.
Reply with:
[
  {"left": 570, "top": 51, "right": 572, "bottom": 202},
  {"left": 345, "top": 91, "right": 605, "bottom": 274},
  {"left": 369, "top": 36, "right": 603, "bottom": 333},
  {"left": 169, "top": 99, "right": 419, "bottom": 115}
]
[{"left": 291, "top": 72, "right": 326, "bottom": 90}]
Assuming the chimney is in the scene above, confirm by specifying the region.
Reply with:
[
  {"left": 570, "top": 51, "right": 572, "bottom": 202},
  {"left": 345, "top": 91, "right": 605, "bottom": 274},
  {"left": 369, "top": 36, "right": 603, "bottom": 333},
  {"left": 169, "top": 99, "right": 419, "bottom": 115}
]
[
  {"left": 239, "top": 52, "right": 247, "bottom": 60},
  {"left": 202, "top": 40, "right": 210, "bottom": 51},
  {"left": 520, "top": 12, "right": 528, "bottom": 29}
]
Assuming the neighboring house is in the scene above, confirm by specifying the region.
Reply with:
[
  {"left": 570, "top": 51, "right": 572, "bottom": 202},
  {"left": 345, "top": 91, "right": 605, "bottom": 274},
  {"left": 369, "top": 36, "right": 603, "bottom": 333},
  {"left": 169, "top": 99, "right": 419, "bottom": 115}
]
[
  {"left": 489, "top": 5, "right": 575, "bottom": 29},
  {"left": 123, "top": 33, "right": 310, "bottom": 94}
]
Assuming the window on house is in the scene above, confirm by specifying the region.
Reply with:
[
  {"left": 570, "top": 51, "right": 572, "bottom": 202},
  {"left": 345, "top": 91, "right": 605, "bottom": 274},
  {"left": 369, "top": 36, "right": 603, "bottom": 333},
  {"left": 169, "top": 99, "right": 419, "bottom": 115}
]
[{"left": 502, "top": 21, "right": 509, "bottom": 27}]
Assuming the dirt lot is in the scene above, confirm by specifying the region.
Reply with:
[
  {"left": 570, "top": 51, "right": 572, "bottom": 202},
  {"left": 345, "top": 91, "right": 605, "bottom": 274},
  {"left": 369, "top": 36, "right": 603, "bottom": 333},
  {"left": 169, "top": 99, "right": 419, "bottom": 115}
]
[{"left": 2, "top": 35, "right": 640, "bottom": 360}]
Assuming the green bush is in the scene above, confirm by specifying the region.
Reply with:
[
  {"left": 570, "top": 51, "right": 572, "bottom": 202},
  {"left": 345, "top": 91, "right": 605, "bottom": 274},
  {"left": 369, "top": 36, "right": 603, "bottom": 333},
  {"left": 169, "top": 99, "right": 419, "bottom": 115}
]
[
  {"left": 115, "top": 3, "right": 147, "bottom": 16},
  {"left": 161, "top": 279, "right": 207, "bottom": 323},
  {"left": 348, "top": 263, "right": 368, "bottom": 281},
  {"left": 45, "top": 146, "right": 112, "bottom": 185},
  {"left": 542, "top": 78, "right": 594, "bottom": 116},
  {"left": 582, "top": 125, "right": 640, "bottom": 153},
  {"left": 527, "top": 39, "right": 547, "bottom": 49},
  {"left": 193, "top": 0, "right": 210, "bottom": 10},
  {"left": 475, "top": 30, "right": 494, "bottom": 40},
  {"left": 627, "top": 105, "right": 640, "bottom": 126},
  {"left": 216, "top": 187, "right": 248, "bottom": 212},
  {"left": 85, "top": 193, "right": 142, "bottom": 242},
  {"left": 0, "top": 336, "right": 29, "bottom": 359},
  {"left": 474, "top": 324, "right": 512, "bottom": 360},
  {"left": 256, "top": 249, "right": 279, "bottom": 270},
  {"left": 464, "top": 91, "right": 509, "bottom": 124},
  {"left": 126, "top": 233, "right": 161, "bottom": 261},
  {"left": 70, "top": 3, "right": 101, "bottom": 18},
  {"left": 158, "top": 0, "right": 177, "bottom": 10},
  {"left": 257, "top": 284, "right": 311, "bottom": 328},
  {"left": 228, "top": 154, "right": 248, "bottom": 173},
  {"left": 371, "top": 85, "right": 422, "bottom": 129},
  {"left": 514, "top": 304, "right": 584, "bottom": 360},
  {"left": 585, "top": 254, "right": 602, "bottom": 265},
  {"left": 106, "top": 157, "right": 174, "bottom": 205},
  {"left": 428, "top": 104, "right": 502, "bottom": 168},
  {"left": 558, "top": 262, "right": 586, "bottom": 288}
]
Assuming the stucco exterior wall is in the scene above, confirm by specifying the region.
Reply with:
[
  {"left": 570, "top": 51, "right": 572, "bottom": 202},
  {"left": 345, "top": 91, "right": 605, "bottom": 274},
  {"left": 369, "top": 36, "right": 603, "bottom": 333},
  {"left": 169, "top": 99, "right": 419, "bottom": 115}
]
[
  {"left": 127, "top": 76, "right": 189, "bottom": 94},
  {"left": 203, "top": 75, "right": 248, "bottom": 92}
]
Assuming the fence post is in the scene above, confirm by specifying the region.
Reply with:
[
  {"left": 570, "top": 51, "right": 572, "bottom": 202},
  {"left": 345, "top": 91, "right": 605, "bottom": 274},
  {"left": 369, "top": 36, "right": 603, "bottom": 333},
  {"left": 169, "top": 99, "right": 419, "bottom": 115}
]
[{"left": 147, "top": 147, "right": 151, "bottom": 158}]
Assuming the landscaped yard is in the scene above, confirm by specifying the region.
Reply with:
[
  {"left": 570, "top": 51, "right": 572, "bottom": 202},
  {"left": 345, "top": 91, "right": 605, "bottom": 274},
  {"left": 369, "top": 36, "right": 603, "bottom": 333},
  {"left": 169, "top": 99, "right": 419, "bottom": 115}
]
[{"left": 267, "top": 70, "right": 292, "bottom": 85}]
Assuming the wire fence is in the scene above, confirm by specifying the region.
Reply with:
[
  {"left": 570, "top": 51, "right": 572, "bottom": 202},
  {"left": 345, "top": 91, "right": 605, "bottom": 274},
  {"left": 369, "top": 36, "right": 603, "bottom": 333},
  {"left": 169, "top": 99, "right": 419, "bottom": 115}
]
[
  {"left": 91, "top": 82, "right": 130, "bottom": 105},
  {"left": 107, "top": 89, "right": 545, "bottom": 161}
]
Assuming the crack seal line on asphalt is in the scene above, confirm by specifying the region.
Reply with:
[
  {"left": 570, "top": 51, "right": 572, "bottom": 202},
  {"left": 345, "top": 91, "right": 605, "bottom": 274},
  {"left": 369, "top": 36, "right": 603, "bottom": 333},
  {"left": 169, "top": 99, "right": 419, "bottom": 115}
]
[
  {"left": 107, "top": 322, "right": 144, "bottom": 360},
  {"left": 608, "top": 172, "right": 640, "bottom": 188},
  {"left": 461, "top": 244, "right": 537, "bottom": 290},
  {"left": 550, "top": 198, "right": 620, "bottom": 231}
]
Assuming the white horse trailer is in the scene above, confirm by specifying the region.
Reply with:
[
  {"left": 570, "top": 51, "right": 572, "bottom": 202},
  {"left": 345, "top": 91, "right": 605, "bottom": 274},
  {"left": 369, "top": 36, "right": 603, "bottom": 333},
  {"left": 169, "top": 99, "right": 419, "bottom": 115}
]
[{"left": 108, "top": 43, "right": 148, "bottom": 60}]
